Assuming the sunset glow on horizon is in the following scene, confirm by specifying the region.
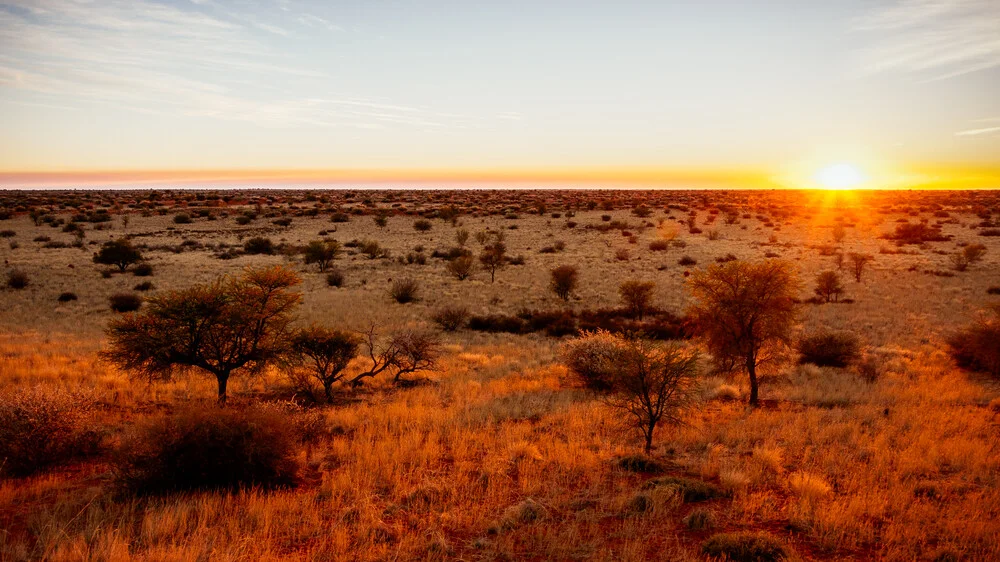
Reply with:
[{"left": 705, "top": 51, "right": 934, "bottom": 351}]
[{"left": 1, "top": 0, "right": 997, "bottom": 190}]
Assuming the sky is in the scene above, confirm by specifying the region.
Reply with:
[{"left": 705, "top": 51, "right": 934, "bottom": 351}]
[{"left": 0, "top": 0, "right": 998, "bottom": 189}]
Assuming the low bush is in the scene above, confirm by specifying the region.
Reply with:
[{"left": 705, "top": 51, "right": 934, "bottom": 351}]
[
  {"left": 468, "top": 314, "right": 525, "bottom": 334},
  {"left": 6, "top": 269, "right": 28, "bottom": 289},
  {"left": 109, "top": 292, "right": 143, "bottom": 312},
  {"left": 113, "top": 405, "right": 299, "bottom": 494},
  {"left": 57, "top": 291, "right": 78, "bottom": 302},
  {"left": 432, "top": 306, "right": 469, "bottom": 331},
  {"left": 172, "top": 213, "right": 192, "bottom": 224},
  {"left": 798, "top": 331, "right": 860, "bottom": 368},
  {"left": 244, "top": 237, "right": 275, "bottom": 255},
  {"left": 948, "top": 307, "right": 1000, "bottom": 377},
  {"left": 0, "top": 387, "right": 100, "bottom": 477},
  {"left": 643, "top": 476, "right": 726, "bottom": 503},
  {"left": 678, "top": 256, "right": 697, "bottom": 266},
  {"left": 132, "top": 262, "right": 154, "bottom": 277},
  {"left": 326, "top": 268, "right": 344, "bottom": 287},
  {"left": 133, "top": 281, "right": 154, "bottom": 292},
  {"left": 389, "top": 278, "right": 420, "bottom": 303},
  {"left": 701, "top": 532, "right": 794, "bottom": 561}
]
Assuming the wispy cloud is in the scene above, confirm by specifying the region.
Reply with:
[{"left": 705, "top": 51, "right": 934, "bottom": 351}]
[
  {"left": 0, "top": 0, "right": 461, "bottom": 129},
  {"left": 855, "top": 0, "right": 1000, "bottom": 79},
  {"left": 955, "top": 126, "right": 1000, "bottom": 136}
]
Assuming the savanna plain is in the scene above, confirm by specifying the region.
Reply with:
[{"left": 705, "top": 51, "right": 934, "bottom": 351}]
[{"left": 1, "top": 188, "right": 998, "bottom": 562}]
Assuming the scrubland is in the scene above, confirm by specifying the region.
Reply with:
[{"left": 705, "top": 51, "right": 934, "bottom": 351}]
[{"left": 1, "top": 189, "right": 999, "bottom": 561}]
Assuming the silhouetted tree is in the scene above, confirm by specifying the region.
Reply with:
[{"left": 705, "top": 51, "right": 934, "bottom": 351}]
[
  {"left": 102, "top": 266, "right": 301, "bottom": 403},
  {"left": 550, "top": 265, "right": 578, "bottom": 302},
  {"left": 848, "top": 253, "right": 873, "bottom": 282},
  {"left": 93, "top": 238, "right": 143, "bottom": 272},
  {"left": 619, "top": 280, "right": 656, "bottom": 319},
  {"left": 303, "top": 240, "right": 341, "bottom": 272},
  {"left": 479, "top": 232, "right": 506, "bottom": 283},
  {"left": 814, "top": 271, "right": 844, "bottom": 303},
  {"left": 288, "top": 325, "right": 360, "bottom": 401}
]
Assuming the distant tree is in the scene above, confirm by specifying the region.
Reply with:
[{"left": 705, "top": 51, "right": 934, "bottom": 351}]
[
  {"left": 848, "top": 253, "right": 873, "bottom": 282},
  {"left": 832, "top": 224, "right": 845, "bottom": 243},
  {"left": 93, "top": 238, "right": 143, "bottom": 272},
  {"left": 479, "top": 233, "right": 507, "bottom": 283},
  {"left": 102, "top": 266, "right": 301, "bottom": 404},
  {"left": 303, "top": 240, "right": 341, "bottom": 272},
  {"left": 619, "top": 280, "right": 656, "bottom": 319},
  {"left": 288, "top": 325, "right": 360, "bottom": 401},
  {"left": 688, "top": 260, "right": 797, "bottom": 406},
  {"left": 814, "top": 271, "right": 844, "bottom": 303},
  {"left": 550, "top": 265, "right": 579, "bottom": 302}
]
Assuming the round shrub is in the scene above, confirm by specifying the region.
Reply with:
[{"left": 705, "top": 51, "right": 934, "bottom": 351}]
[
  {"left": 244, "top": 236, "right": 275, "bottom": 255},
  {"left": 109, "top": 292, "right": 143, "bottom": 312},
  {"left": 113, "top": 405, "right": 299, "bottom": 494},
  {"left": 173, "top": 213, "right": 192, "bottom": 224},
  {"left": 798, "top": 331, "right": 860, "bottom": 368},
  {"left": 389, "top": 278, "right": 420, "bottom": 304},
  {"left": 6, "top": 269, "right": 28, "bottom": 290},
  {"left": 432, "top": 306, "right": 469, "bottom": 331},
  {"left": 57, "top": 292, "right": 78, "bottom": 302},
  {"left": 326, "top": 268, "right": 345, "bottom": 288},
  {"left": 132, "top": 262, "right": 154, "bottom": 277},
  {"left": 948, "top": 306, "right": 1000, "bottom": 377}
]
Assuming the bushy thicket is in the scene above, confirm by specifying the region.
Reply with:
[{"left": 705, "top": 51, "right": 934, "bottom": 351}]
[
  {"left": 948, "top": 306, "right": 1000, "bottom": 377},
  {"left": 701, "top": 532, "right": 794, "bottom": 561},
  {"left": 797, "top": 331, "right": 860, "bottom": 368},
  {"left": 0, "top": 387, "right": 101, "bottom": 477},
  {"left": 114, "top": 405, "right": 300, "bottom": 494},
  {"left": 465, "top": 307, "right": 687, "bottom": 340}
]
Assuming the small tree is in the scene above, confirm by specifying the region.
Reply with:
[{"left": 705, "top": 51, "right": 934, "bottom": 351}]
[
  {"left": 688, "top": 260, "right": 797, "bottom": 406},
  {"left": 349, "top": 327, "right": 440, "bottom": 386},
  {"left": 563, "top": 331, "right": 699, "bottom": 454},
  {"left": 848, "top": 253, "right": 872, "bottom": 282},
  {"left": 947, "top": 305, "right": 1000, "bottom": 377},
  {"left": 550, "top": 265, "right": 578, "bottom": 302},
  {"left": 479, "top": 233, "right": 507, "bottom": 283},
  {"left": 102, "top": 266, "right": 301, "bottom": 403},
  {"left": 289, "top": 325, "right": 360, "bottom": 401},
  {"left": 303, "top": 240, "right": 341, "bottom": 272},
  {"left": 951, "top": 243, "right": 987, "bottom": 272},
  {"left": 619, "top": 280, "right": 656, "bottom": 319},
  {"left": 832, "top": 224, "right": 845, "bottom": 243},
  {"left": 813, "top": 271, "right": 844, "bottom": 303},
  {"left": 93, "top": 238, "right": 143, "bottom": 272},
  {"left": 455, "top": 228, "right": 470, "bottom": 247}
]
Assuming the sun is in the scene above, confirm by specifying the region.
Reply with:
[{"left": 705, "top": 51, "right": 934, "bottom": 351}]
[{"left": 814, "top": 163, "right": 867, "bottom": 190}]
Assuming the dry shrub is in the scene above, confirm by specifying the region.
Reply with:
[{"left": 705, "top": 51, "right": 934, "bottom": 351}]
[
  {"left": 0, "top": 387, "right": 101, "bottom": 477},
  {"left": 109, "top": 292, "right": 143, "bottom": 312},
  {"left": 684, "top": 507, "right": 718, "bottom": 530},
  {"left": 947, "top": 306, "right": 1000, "bottom": 377},
  {"left": 326, "top": 268, "right": 344, "bottom": 287},
  {"left": 797, "top": 331, "right": 860, "bottom": 368},
  {"left": 6, "top": 269, "right": 28, "bottom": 290},
  {"left": 389, "top": 278, "right": 419, "bottom": 304},
  {"left": 702, "top": 532, "right": 795, "bottom": 561},
  {"left": 431, "top": 306, "right": 469, "bottom": 331},
  {"left": 643, "top": 475, "right": 726, "bottom": 503},
  {"left": 114, "top": 405, "right": 300, "bottom": 494},
  {"left": 560, "top": 329, "right": 624, "bottom": 391}
]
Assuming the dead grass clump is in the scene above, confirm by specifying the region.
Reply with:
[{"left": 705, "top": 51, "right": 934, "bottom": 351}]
[
  {"left": 616, "top": 454, "right": 668, "bottom": 474},
  {"left": 326, "top": 268, "right": 344, "bottom": 287},
  {"left": 0, "top": 387, "right": 100, "bottom": 477},
  {"left": 701, "top": 532, "right": 795, "bottom": 561},
  {"left": 492, "top": 498, "right": 548, "bottom": 533},
  {"left": 114, "top": 405, "right": 299, "bottom": 494},
  {"left": 683, "top": 507, "right": 718, "bottom": 530},
  {"left": 797, "top": 331, "right": 860, "bottom": 368}
]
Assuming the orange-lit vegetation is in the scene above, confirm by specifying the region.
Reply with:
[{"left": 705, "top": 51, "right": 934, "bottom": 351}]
[{"left": 1, "top": 188, "right": 999, "bottom": 561}]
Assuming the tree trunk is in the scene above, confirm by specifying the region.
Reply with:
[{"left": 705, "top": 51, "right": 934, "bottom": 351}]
[
  {"left": 747, "top": 359, "right": 759, "bottom": 407},
  {"left": 644, "top": 421, "right": 655, "bottom": 455},
  {"left": 324, "top": 381, "right": 334, "bottom": 402},
  {"left": 217, "top": 373, "right": 229, "bottom": 405}
]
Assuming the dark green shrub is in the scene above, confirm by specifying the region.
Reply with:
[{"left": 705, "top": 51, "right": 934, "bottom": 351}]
[
  {"left": 113, "top": 405, "right": 299, "bottom": 494},
  {"left": 93, "top": 239, "right": 143, "bottom": 272},
  {"left": 244, "top": 237, "right": 275, "bottom": 255}
]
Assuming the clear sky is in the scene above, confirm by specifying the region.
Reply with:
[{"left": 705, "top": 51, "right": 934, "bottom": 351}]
[{"left": 1, "top": 0, "right": 998, "bottom": 188}]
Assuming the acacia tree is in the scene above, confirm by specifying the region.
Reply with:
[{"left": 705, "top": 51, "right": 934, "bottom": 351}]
[
  {"left": 563, "top": 331, "right": 699, "bottom": 454},
  {"left": 687, "top": 260, "right": 797, "bottom": 406},
  {"left": 848, "top": 253, "right": 873, "bottom": 282},
  {"left": 348, "top": 326, "right": 440, "bottom": 386},
  {"left": 550, "top": 265, "right": 578, "bottom": 302},
  {"left": 619, "top": 280, "right": 656, "bottom": 319},
  {"left": 102, "top": 266, "right": 302, "bottom": 403},
  {"left": 93, "top": 238, "right": 143, "bottom": 272},
  {"left": 288, "top": 325, "right": 360, "bottom": 401},
  {"left": 479, "top": 232, "right": 506, "bottom": 283},
  {"left": 814, "top": 271, "right": 844, "bottom": 303}
]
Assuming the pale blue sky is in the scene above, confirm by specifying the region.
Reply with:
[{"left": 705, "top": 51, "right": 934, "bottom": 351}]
[{"left": 0, "top": 0, "right": 998, "bottom": 183}]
